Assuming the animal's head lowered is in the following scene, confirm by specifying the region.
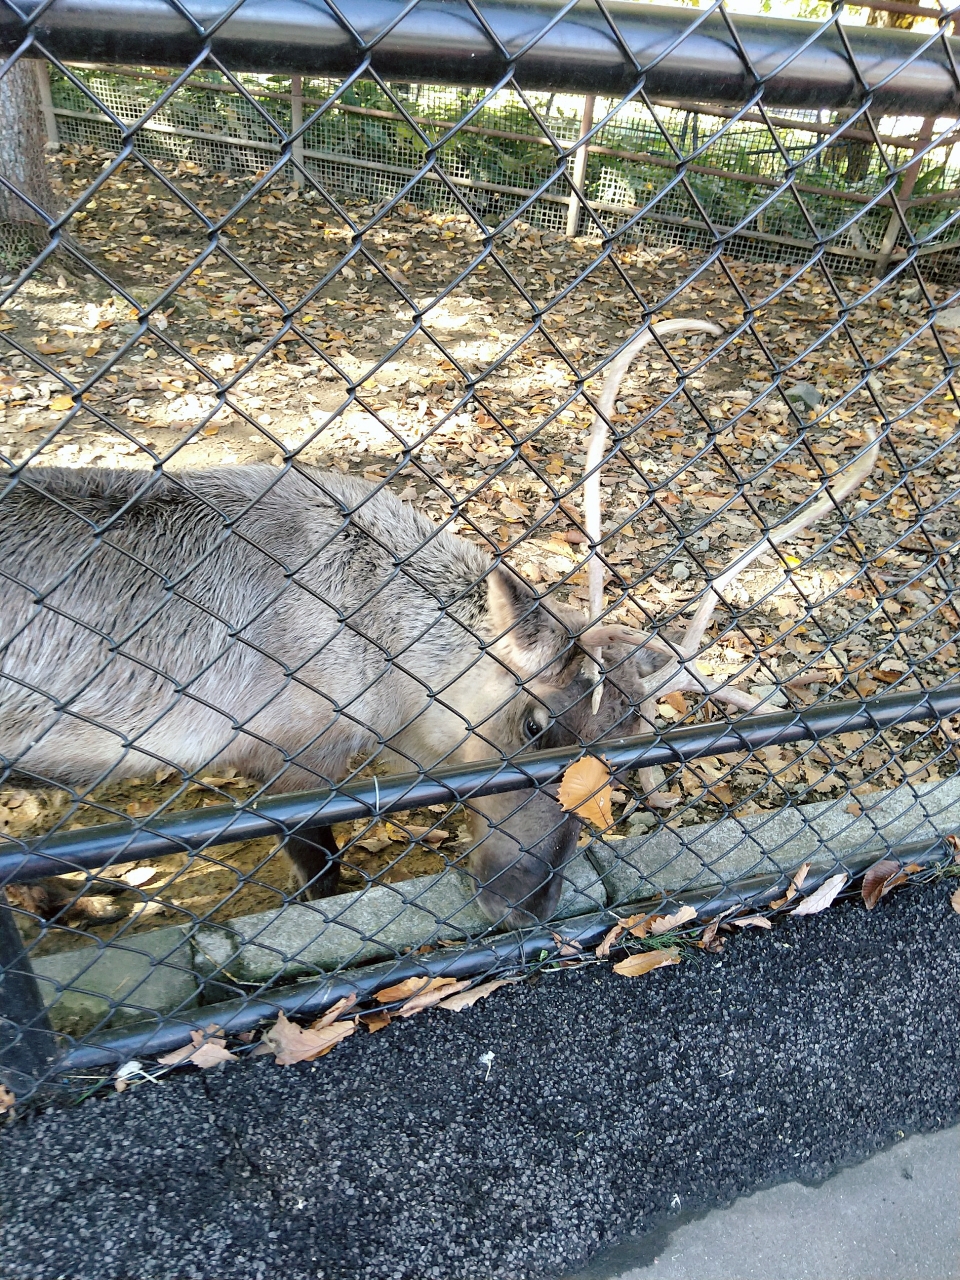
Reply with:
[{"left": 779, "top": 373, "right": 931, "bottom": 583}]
[{"left": 462, "top": 566, "right": 670, "bottom": 927}]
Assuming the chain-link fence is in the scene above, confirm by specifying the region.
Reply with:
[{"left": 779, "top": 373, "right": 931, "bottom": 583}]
[{"left": 1, "top": 0, "right": 960, "bottom": 1109}]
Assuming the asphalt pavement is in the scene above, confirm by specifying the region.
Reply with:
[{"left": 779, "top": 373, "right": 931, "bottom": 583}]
[{"left": 1, "top": 878, "right": 958, "bottom": 1280}]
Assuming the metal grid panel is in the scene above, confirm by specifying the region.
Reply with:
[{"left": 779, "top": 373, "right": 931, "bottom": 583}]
[{"left": 1, "top": 0, "right": 959, "bottom": 1107}]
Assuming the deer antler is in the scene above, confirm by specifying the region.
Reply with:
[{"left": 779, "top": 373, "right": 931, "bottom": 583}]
[
  {"left": 625, "top": 422, "right": 880, "bottom": 805},
  {"left": 582, "top": 319, "right": 724, "bottom": 711}
]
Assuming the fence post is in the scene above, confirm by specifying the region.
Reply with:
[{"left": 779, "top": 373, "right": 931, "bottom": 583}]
[
  {"left": 33, "top": 60, "right": 59, "bottom": 152},
  {"left": 0, "top": 891, "right": 56, "bottom": 1099},
  {"left": 874, "top": 114, "right": 934, "bottom": 276},
  {"left": 290, "top": 74, "right": 304, "bottom": 188},
  {"left": 565, "top": 94, "right": 595, "bottom": 238}
]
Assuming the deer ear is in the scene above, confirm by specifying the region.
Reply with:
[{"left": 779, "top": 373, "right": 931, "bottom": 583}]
[{"left": 485, "top": 565, "right": 569, "bottom": 678}]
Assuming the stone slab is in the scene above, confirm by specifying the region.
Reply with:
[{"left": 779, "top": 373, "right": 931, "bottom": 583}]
[
  {"left": 194, "top": 853, "right": 604, "bottom": 986},
  {"left": 30, "top": 925, "right": 197, "bottom": 1038},
  {"left": 589, "top": 776, "right": 960, "bottom": 908}
]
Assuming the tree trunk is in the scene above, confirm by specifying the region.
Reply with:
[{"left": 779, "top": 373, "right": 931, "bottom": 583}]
[{"left": 0, "top": 60, "right": 56, "bottom": 269}]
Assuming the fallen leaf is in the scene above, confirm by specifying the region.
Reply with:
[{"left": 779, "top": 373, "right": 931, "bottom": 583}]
[
  {"left": 790, "top": 873, "right": 849, "bottom": 916},
  {"left": 550, "top": 931, "right": 583, "bottom": 958},
  {"left": 612, "top": 947, "right": 681, "bottom": 976},
  {"left": 376, "top": 976, "right": 433, "bottom": 1004},
  {"left": 49, "top": 393, "right": 75, "bottom": 412},
  {"left": 384, "top": 821, "right": 449, "bottom": 845},
  {"left": 360, "top": 1010, "right": 392, "bottom": 1033},
  {"left": 649, "top": 904, "right": 697, "bottom": 935},
  {"left": 597, "top": 911, "right": 652, "bottom": 958},
  {"left": 157, "top": 1028, "right": 238, "bottom": 1069},
  {"left": 698, "top": 919, "right": 724, "bottom": 953},
  {"left": 769, "top": 861, "right": 811, "bottom": 908},
  {"left": 313, "top": 994, "right": 357, "bottom": 1028},
  {"left": 439, "top": 977, "right": 523, "bottom": 1011},
  {"left": 357, "top": 835, "right": 392, "bottom": 853},
  {"left": 861, "top": 858, "right": 907, "bottom": 910},
  {"left": 662, "top": 691, "right": 688, "bottom": 715},
  {"left": 260, "top": 1009, "right": 354, "bottom": 1064},
  {"left": 951, "top": 885, "right": 960, "bottom": 914},
  {"left": 596, "top": 921, "right": 625, "bottom": 959},
  {"left": 398, "top": 977, "right": 470, "bottom": 1017},
  {"left": 558, "top": 755, "right": 613, "bottom": 828},
  {"left": 34, "top": 341, "right": 68, "bottom": 354},
  {"left": 0, "top": 1084, "right": 14, "bottom": 1115},
  {"left": 732, "top": 914, "right": 772, "bottom": 929}
]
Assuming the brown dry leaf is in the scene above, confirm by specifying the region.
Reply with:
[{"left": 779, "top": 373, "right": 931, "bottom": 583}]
[
  {"left": 157, "top": 1028, "right": 238, "bottom": 1069},
  {"left": 903, "top": 863, "right": 924, "bottom": 875},
  {"left": 662, "top": 691, "right": 688, "bottom": 715},
  {"left": 946, "top": 833, "right": 960, "bottom": 862},
  {"left": 376, "top": 976, "right": 433, "bottom": 1004},
  {"left": 398, "top": 977, "right": 470, "bottom": 1017},
  {"left": 49, "top": 393, "right": 75, "bottom": 412},
  {"left": 950, "top": 885, "right": 960, "bottom": 914},
  {"left": 550, "top": 931, "right": 583, "bottom": 958},
  {"left": 357, "top": 835, "right": 392, "bottom": 853},
  {"left": 360, "top": 1010, "right": 392, "bottom": 1033},
  {"left": 769, "top": 862, "right": 811, "bottom": 909},
  {"left": 439, "top": 976, "right": 523, "bottom": 1011},
  {"left": 384, "top": 821, "right": 449, "bottom": 845},
  {"left": 260, "top": 1009, "right": 355, "bottom": 1065},
  {"left": 596, "top": 921, "right": 625, "bottom": 960},
  {"left": 313, "top": 994, "right": 357, "bottom": 1028},
  {"left": 790, "top": 873, "right": 849, "bottom": 916},
  {"left": 698, "top": 919, "right": 724, "bottom": 953},
  {"left": 732, "top": 914, "right": 772, "bottom": 929},
  {"left": 649, "top": 904, "right": 697, "bottom": 936},
  {"left": 558, "top": 755, "right": 613, "bottom": 828},
  {"left": 612, "top": 948, "right": 681, "bottom": 977},
  {"left": 0, "top": 1084, "right": 14, "bottom": 1115},
  {"left": 597, "top": 911, "right": 652, "bottom": 957},
  {"left": 861, "top": 859, "right": 907, "bottom": 910},
  {"left": 621, "top": 913, "right": 651, "bottom": 938}
]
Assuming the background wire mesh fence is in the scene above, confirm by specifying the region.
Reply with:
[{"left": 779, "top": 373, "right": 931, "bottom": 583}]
[{"left": 1, "top": 0, "right": 959, "bottom": 1106}]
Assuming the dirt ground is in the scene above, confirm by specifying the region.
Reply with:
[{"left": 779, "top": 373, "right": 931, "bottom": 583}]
[{"left": 2, "top": 143, "right": 958, "bottom": 953}]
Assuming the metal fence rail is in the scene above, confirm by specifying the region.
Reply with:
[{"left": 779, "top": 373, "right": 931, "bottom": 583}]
[{"left": 1, "top": 0, "right": 959, "bottom": 1107}]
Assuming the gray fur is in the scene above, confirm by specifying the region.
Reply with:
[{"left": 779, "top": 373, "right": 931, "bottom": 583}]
[{"left": 0, "top": 464, "right": 650, "bottom": 924}]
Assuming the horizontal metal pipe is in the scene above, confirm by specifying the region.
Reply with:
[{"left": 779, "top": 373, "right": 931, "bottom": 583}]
[
  {"left": 3, "top": 682, "right": 959, "bottom": 886},
  {"left": 54, "top": 828, "right": 955, "bottom": 1075},
  {"left": 3, "top": 0, "right": 960, "bottom": 113}
]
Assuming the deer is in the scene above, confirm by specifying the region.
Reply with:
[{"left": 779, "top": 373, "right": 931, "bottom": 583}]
[{"left": 0, "top": 323, "right": 878, "bottom": 929}]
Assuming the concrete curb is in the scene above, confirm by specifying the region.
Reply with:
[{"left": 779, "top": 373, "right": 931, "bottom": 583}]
[{"left": 31, "top": 778, "right": 960, "bottom": 1035}]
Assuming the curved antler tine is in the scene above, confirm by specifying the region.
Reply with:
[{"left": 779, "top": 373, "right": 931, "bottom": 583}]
[{"left": 579, "top": 622, "right": 651, "bottom": 648}]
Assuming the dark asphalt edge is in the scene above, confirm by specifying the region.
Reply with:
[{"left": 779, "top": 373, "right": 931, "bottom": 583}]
[{"left": 1, "top": 875, "right": 958, "bottom": 1280}]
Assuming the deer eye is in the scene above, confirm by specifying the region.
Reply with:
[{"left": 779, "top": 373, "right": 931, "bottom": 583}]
[{"left": 523, "top": 715, "right": 543, "bottom": 741}]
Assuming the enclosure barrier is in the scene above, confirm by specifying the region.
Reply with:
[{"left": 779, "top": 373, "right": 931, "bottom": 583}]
[{"left": 1, "top": 0, "right": 959, "bottom": 1106}]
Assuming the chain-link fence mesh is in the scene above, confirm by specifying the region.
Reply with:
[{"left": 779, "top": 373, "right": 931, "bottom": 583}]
[{"left": 1, "top": 0, "right": 960, "bottom": 1107}]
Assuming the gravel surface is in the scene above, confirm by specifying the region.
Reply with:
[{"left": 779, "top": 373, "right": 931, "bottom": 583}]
[{"left": 1, "top": 880, "right": 959, "bottom": 1280}]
